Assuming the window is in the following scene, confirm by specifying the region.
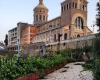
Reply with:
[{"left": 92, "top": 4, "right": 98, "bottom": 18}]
[
  {"left": 33, "top": 27, "right": 35, "bottom": 30},
  {"left": 64, "top": 33, "right": 67, "bottom": 40},
  {"left": 36, "top": 15, "right": 38, "bottom": 21},
  {"left": 67, "top": 4, "right": 68, "bottom": 9},
  {"left": 15, "top": 33, "right": 17, "bottom": 35},
  {"left": 49, "top": 25, "right": 52, "bottom": 27},
  {"left": 85, "top": 6, "right": 87, "bottom": 11},
  {"left": 40, "top": 15, "right": 42, "bottom": 20},
  {"left": 54, "top": 34, "right": 56, "bottom": 42},
  {"left": 75, "top": 3, "right": 77, "bottom": 8},
  {"left": 69, "top": 3, "right": 71, "bottom": 9},
  {"left": 57, "top": 24, "right": 60, "bottom": 26},
  {"left": 43, "top": 15, "right": 45, "bottom": 21},
  {"left": 75, "top": 17, "right": 83, "bottom": 29},
  {"left": 82, "top": 5, "right": 84, "bottom": 10},
  {"left": 72, "top": 2, "right": 74, "bottom": 8},
  {"left": 62, "top": 6, "right": 63, "bottom": 12}
]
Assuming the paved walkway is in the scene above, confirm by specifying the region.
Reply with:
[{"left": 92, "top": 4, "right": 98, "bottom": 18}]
[{"left": 39, "top": 62, "right": 93, "bottom": 80}]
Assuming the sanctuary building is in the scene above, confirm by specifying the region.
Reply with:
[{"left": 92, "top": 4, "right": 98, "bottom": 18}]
[{"left": 8, "top": 0, "right": 92, "bottom": 46}]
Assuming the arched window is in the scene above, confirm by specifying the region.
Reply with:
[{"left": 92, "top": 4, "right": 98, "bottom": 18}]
[
  {"left": 64, "top": 33, "right": 67, "bottom": 40},
  {"left": 75, "top": 17, "right": 83, "bottom": 29}
]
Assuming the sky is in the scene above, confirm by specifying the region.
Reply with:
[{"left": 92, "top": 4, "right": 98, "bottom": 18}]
[{"left": 0, "top": 0, "right": 99, "bottom": 42}]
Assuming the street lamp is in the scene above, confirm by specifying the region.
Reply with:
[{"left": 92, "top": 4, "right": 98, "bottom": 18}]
[
  {"left": 17, "top": 39, "right": 20, "bottom": 64},
  {"left": 57, "top": 33, "right": 62, "bottom": 54},
  {"left": 91, "top": 21, "right": 96, "bottom": 34},
  {"left": 49, "top": 25, "right": 52, "bottom": 54}
]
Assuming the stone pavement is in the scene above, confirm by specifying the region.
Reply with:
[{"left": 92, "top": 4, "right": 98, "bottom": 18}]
[{"left": 39, "top": 62, "right": 93, "bottom": 80}]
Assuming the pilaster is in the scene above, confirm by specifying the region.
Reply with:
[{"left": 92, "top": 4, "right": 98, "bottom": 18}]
[
  {"left": 84, "top": 26, "right": 87, "bottom": 36},
  {"left": 70, "top": 24, "right": 75, "bottom": 38}
]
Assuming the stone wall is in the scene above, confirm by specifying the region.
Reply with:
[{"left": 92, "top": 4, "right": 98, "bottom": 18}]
[
  {"left": 21, "top": 42, "right": 44, "bottom": 57},
  {"left": 45, "top": 34, "right": 96, "bottom": 53},
  {"left": 7, "top": 34, "right": 96, "bottom": 56},
  {"left": 7, "top": 42, "right": 45, "bottom": 57}
]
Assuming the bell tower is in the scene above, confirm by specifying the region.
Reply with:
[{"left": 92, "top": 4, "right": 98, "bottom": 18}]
[
  {"left": 61, "top": 0, "right": 88, "bottom": 26},
  {"left": 61, "top": 0, "right": 88, "bottom": 38},
  {"left": 33, "top": 0, "right": 48, "bottom": 25}
]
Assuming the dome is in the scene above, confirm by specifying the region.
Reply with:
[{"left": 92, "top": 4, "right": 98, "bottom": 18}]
[
  {"left": 35, "top": 4, "right": 48, "bottom": 10},
  {"left": 34, "top": 0, "right": 48, "bottom": 10}
]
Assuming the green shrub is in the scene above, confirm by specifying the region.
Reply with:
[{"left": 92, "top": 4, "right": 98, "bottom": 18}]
[
  {"left": 93, "top": 59, "right": 100, "bottom": 80},
  {"left": 39, "top": 69, "right": 45, "bottom": 79},
  {"left": 93, "top": 37, "right": 100, "bottom": 59},
  {"left": 82, "top": 64, "right": 92, "bottom": 70},
  {"left": 60, "top": 48, "right": 72, "bottom": 57},
  {"left": 83, "top": 46, "right": 92, "bottom": 53},
  {"left": 0, "top": 53, "right": 69, "bottom": 79},
  {"left": 66, "top": 56, "right": 74, "bottom": 62},
  {"left": 85, "top": 59, "right": 94, "bottom": 64}
]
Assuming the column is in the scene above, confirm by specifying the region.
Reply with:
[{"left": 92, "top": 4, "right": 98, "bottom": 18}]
[
  {"left": 60, "top": 28, "right": 62, "bottom": 41},
  {"left": 34, "top": 14, "right": 35, "bottom": 22},
  {"left": 46, "top": 15, "right": 48, "bottom": 21},
  {"left": 67, "top": 30, "right": 69, "bottom": 39},
  {"left": 42, "top": 14, "right": 43, "bottom": 21},
  {"left": 80, "top": 18, "right": 81, "bottom": 29}
]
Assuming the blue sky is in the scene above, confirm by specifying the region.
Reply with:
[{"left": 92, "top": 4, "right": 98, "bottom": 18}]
[{"left": 0, "top": 0, "right": 99, "bottom": 42}]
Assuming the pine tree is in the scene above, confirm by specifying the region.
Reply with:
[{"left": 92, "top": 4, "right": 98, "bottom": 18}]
[
  {"left": 4, "top": 34, "right": 8, "bottom": 46},
  {"left": 96, "top": 0, "right": 100, "bottom": 32}
]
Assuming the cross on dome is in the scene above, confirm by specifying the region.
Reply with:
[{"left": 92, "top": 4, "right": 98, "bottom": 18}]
[{"left": 39, "top": 0, "right": 43, "bottom": 4}]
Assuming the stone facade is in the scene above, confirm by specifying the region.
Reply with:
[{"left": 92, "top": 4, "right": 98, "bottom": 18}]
[
  {"left": 8, "top": 22, "right": 28, "bottom": 46},
  {"left": 8, "top": 0, "right": 93, "bottom": 54},
  {"left": 32, "top": 0, "right": 92, "bottom": 44}
]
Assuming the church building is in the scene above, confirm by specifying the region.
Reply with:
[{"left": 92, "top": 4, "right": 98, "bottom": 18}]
[
  {"left": 32, "top": 0, "right": 92, "bottom": 44},
  {"left": 8, "top": 0, "right": 92, "bottom": 47}
]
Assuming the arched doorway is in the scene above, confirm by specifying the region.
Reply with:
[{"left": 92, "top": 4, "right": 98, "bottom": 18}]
[
  {"left": 64, "top": 33, "right": 67, "bottom": 40},
  {"left": 77, "top": 34, "right": 80, "bottom": 37}
]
